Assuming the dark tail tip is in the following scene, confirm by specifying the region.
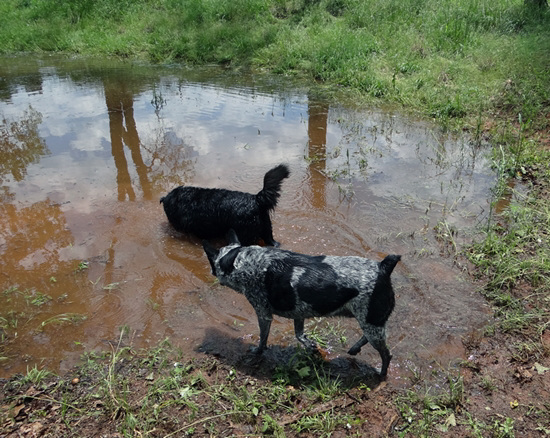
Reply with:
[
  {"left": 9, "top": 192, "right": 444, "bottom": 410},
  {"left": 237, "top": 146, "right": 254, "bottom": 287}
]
[
  {"left": 380, "top": 255, "right": 401, "bottom": 276},
  {"left": 264, "top": 164, "right": 290, "bottom": 185},
  {"left": 257, "top": 164, "right": 290, "bottom": 209}
]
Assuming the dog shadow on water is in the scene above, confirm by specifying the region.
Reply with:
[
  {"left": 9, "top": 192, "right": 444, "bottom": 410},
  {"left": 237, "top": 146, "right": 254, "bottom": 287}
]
[{"left": 196, "top": 327, "right": 383, "bottom": 389}]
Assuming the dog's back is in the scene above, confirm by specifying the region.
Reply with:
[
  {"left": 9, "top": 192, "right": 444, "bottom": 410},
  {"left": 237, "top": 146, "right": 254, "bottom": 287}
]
[
  {"left": 160, "top": 186, "right": 257, "bottom": 238},
  {"left": 215, "top": 247, "right": 395, "bottom": 320}
]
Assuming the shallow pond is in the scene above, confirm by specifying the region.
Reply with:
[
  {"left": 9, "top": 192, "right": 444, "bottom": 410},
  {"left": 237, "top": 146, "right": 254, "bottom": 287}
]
[{"left": 0, "top": 56, "right": 493, "bottom": 382}]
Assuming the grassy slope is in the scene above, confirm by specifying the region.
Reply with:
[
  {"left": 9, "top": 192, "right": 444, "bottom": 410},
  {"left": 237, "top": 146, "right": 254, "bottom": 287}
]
[
  {"left": 1, "top": 0, "right": 549, "bottom": 436},
  {"left": 0, "top": 0, "right": 548, "bottom": 125}
]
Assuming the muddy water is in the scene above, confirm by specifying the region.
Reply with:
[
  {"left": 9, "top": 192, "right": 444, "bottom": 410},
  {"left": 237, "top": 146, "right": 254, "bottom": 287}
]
[{"left": 0, "top": 56, "right": 492, "bottom": 382}]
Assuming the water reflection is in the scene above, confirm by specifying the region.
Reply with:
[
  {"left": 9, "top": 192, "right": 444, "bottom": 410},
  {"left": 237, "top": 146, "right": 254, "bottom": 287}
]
[
  {"left": 0, "top": 55, "right": 493, "bottom": 380},
  {"left": 306, "top": 96, "right": 329, "bottom": 210},
  {"left": 0, "top": 200, "right": 73, "bottom": 283},
  {"left": 104, "top": 77, "right": 152, "bottom": 201},
  {"left": 0, "top": 107, "right": 48, "bottom": 186}
]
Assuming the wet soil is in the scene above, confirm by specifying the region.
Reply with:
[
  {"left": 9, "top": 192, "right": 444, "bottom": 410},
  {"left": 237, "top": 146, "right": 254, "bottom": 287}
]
[{"left": 1, "top": 321, "right": 549, "bottom": 437}]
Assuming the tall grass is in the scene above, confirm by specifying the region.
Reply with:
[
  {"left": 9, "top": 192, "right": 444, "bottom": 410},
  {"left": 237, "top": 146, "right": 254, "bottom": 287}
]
[{"left": 1, "top": 0, "right": 548, "bottom": 125}]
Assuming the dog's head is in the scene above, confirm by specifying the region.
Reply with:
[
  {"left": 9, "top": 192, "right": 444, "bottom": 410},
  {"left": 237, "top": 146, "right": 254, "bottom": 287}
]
[{"left": 202, "top": 229, "right": 242, "bottom": 280}]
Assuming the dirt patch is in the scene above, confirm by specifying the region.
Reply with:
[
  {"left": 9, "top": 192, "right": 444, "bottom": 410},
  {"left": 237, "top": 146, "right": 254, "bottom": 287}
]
[
  {"left": 1, "top": 324, "right": 549, "bottom": 437},
  {"left": 0, "top": 352, "right": 399, "bottom": 437}
]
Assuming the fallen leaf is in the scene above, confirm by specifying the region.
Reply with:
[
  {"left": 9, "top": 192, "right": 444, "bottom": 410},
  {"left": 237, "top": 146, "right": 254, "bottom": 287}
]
[
  {"left": 510, "top": 400, "right": 519, "bottom": 409},
  {"left": 445, "top": 412, "right": 457, "bottom": 428},
  {"left": 533, "top": 362, "right": 549, "bottom": 375},
  {"left": 21, "top": 422, "right": 44, "bottom": 435},
  {"left": 24, "top": 386, "right": 41, "bottom": 397},
  {"left": 12, "top": 404, "right": 25, "bottom": 418},
  {"left": 179, "top": 386, "right": 191, "bottom": 398},
  {"left": 515, "top": 367, "right": 533, "bottom": 381}
]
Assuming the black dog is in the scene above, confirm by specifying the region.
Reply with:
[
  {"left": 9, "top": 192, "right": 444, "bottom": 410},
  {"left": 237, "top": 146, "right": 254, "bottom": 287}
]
[
  {"left": 160, "top": 164, "right": 289, "bottom": 246},
  {"left": 203, "top": 231, "right": 401, "bottom": 378}
]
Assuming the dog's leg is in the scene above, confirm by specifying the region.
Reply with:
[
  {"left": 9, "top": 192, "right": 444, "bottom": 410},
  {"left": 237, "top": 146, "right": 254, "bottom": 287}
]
[
  {"left": 347, "top": 335, "right": 369, "bottom": 356},
  {"left": 294, "top": 319, "right": 317, "bottom": 350},
  {"left": 250, "top": 317, "right": 272, "bottom": 354},
  {"left": 379, "top": 347, "right": 392, "bottom": 379},
  {"left": 260, "top": 213, "right": 280, "bottom": 247},
  {"left": 371, "top": 336, "right": 392, "bottom": 379},
  {"left": 359, "top": 324, "right": 392, "bottom": 378},
  {"left": 262, "top": 233, "right": 280, "bottom": 247}
]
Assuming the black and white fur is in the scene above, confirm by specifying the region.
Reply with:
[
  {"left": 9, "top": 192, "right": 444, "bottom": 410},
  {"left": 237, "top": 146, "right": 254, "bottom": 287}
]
[
  {"left": 160, "top": 164, "right": 290, "bottom": 246},
  {"left": 203, "top": 231, "right": 401, "bottom": 378}
]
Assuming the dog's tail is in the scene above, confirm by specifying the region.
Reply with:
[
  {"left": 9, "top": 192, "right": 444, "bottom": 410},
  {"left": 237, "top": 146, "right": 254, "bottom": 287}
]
[
  {"left": 366, "top": 255, "right": 401, "bottom": 327},
  {"left": 379, "top": 254, "right": 401, "bottom": 277},
  {"left": 256, "top": 164, "right": 290, "bottom": 210}
]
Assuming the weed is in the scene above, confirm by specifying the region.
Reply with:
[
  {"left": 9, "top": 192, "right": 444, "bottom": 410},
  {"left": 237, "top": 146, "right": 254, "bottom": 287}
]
[
  {"left": 444, "top": 374, "right": 464, "bottom": 409},
  {"left": 262, "top": 413, "right": 286, "bottom": 437},
  {"left": 492, "top": 416, "right": 515, "bottom": 437},
  {"left": 147, "top": 298, "right": 160, "bottom": 311},
  {"left": 40, "top": 313, "right": 87, "bottom": 328},
  {"left": 480, "top": 375, "right": 498, "bottom": 392},
  {"left": 74, "top": 260, "right": 89, "bottom": 272},
  {"left": 304, "top": 318, "right": 347, "bottom": 348},
  {"left": 273, "top": 348, "right": 324, "bottom": 385},
  {"left": 19, "top": 365, "right": 53, "bottom": 386},
  {"left": 24, "top": 290, "right": 52, "bottom": 307},
  {"left": 291, "top": 409, "right": 344, "bottom": 437},
  {"left": 434, "top": 220, "right": 458, "bottom": 255}
]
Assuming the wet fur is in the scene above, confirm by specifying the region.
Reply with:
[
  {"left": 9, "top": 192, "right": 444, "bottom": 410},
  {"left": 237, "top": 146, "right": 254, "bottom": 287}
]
[
  {"left": 160, "top": 164, "right": 290, "bottom": 246},
  {"left": 203, "top": 231, "right": 401, "bottom": 378}
]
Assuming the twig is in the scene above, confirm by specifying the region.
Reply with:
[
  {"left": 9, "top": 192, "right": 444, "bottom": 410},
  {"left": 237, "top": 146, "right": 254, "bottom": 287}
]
[
  {"left": 164, "top": 411, "right": 246, "bottom": 437},
  {"left": 280, "top": 397, "right": 356, "bottom": 425}
]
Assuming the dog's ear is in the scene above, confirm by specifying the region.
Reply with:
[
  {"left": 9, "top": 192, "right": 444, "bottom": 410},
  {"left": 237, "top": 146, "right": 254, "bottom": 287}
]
[
  {"left": 202, "top": 240, "right": 219, "bottom": 276},
  {"left": 226, "top": 229, "right": 241, "bottom": 246},
  {"left": 219, "top": 247, "right": 240, "bottom": 275}
]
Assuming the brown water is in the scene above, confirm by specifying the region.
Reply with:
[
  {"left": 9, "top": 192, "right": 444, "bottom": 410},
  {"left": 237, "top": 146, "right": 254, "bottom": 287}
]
[{"left": 0, "top": 56, "right": 493, "bottom": 382}]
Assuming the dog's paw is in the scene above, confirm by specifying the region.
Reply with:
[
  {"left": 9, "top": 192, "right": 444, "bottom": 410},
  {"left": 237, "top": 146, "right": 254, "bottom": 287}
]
[
  {"left": 297, "top": 335, "right": 318, "bottom": 351},
  {"left": 248, "top": 345, "right": 265, "bottom": 355},
  {"left": 347, "top": 346, "right": 360, "bottom": 356}
]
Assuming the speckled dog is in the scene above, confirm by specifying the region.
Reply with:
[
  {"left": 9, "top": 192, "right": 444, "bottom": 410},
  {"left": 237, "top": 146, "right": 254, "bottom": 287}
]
[
  {"left": 160, "top": 164, "right": 289, "bottom": 246},
  {"left": 203, "top": 231, "right": 401, "bottom": 378}
]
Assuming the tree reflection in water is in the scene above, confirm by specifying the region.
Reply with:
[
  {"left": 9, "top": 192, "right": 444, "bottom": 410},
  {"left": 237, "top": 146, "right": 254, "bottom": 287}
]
[
  {"left": 104, "top": 79, "right": 152, "bottom": 201},
  {"left": 0, "top": 107, "right": 49, "bottom": 187}
]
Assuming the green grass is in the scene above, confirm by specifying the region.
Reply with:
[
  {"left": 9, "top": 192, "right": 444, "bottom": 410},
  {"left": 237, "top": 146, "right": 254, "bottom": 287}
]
[
  {"left": 0, "top": 334, "right": 363, "bottom": 436},
  {"left": 466, "top": 136, "right": 550, "bottom": 346},
  {"left": 0, "top": 0, "right": 548, "bottom": 128}
]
